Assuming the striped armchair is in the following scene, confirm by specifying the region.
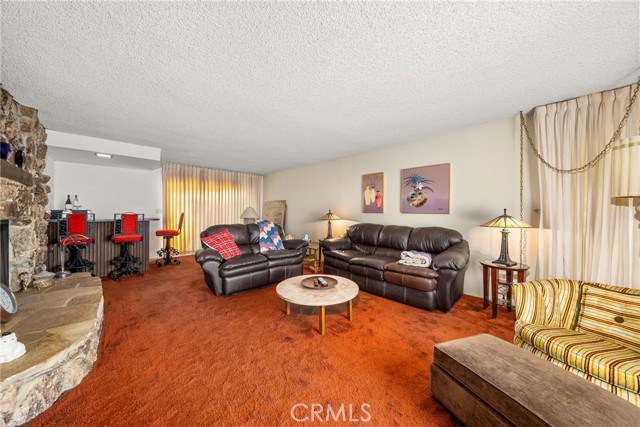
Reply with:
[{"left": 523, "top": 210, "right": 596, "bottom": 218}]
[{"left": 512, "top": 279, "right": 640, "bottom": 407}]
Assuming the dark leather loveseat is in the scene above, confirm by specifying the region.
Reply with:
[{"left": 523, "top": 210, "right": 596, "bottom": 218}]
[
  {"left": 195, "top": 224, "right": 308, "bottom": 295},
  {"left": 320, "top": 223, "right": 469, "bottom": 311}
]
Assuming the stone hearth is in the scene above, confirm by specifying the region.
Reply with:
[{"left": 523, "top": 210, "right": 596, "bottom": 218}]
[{"left": 0, "top": 273, "right": 103, "bottom": 427}]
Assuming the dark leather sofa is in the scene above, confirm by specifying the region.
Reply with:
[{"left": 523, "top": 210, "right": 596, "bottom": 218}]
[
  {"left": 195, "top": 224, "right": 308, "bottom": 295},
  {"left": 320, "top": 223, "right": 469, "bottom": 311}
]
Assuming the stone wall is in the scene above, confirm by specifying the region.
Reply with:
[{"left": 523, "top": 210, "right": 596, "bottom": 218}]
[{"left": 0, "top": 88, "right": 50, "bottom": 291}]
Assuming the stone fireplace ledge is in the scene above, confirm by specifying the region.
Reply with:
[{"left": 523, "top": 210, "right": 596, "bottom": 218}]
[
  {"left": 0, "top": 273, "right": 103, "bottom": 427},
  {"left": 0, "top": 161, "right": 34, "bottom": 186}
]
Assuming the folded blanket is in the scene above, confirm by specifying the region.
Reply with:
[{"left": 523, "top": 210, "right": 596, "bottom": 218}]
[
  {"left": 257, "top": 220, "right": 284, "bottom": 253},
  {"left": 398, "top": 250, "right": 432, "bottom": 268}
]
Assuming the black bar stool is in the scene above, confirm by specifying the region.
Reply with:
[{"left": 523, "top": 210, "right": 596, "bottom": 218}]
[
  {"left": 109, "top": 212, "right": 144, "bottom": 281},
  {"left": 155, "top": 212, "right": 184, "bottom": 267},
  {"left": 57, "top": 211, "right": 95, "bottom": 275}
]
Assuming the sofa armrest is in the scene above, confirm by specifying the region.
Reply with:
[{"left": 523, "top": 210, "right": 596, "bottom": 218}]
[
  {"left": 513, "top": 279, "right": 583, "bottom": 328},
  {"left": 195, "top": 247, "right": 224, "bottom": 264},
  {"left": 320, "top": 236, "right": 351, "bottom": 251},
  {"left": 431, "top": 240, "right": 469, "bottom": 271},
  {"left": 283, "top": 239, "right": 309, "bottom": 251},
  {"left": 512, "top": 281, "right": 543, "bottom": 325}
]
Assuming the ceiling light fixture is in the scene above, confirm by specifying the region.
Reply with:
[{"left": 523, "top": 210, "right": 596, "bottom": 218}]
[{"left": 95, "top": 153, "right": 112, "bottom": 158}]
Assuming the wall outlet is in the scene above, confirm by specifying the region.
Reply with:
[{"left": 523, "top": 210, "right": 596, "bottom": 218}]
[{"left": 155, "top": 208, "right": 162, "bottom": 214}]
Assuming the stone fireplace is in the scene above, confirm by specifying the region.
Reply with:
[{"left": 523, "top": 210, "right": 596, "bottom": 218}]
[
  {"left": 1, "top": 88, "right": 104, "bottom": 427},
  {"left": 0, "top": 88, "right": 50, "bottom": 292}
]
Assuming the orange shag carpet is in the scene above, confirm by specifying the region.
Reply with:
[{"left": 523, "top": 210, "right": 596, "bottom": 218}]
[{"left": 27, "top": 257, "right": 515, "bottom": 427}]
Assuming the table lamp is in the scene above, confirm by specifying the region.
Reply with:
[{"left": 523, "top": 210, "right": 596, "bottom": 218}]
[
  {"left": 481, "top": 208, "right": 531, "bottom": 266},
  {"left": 318, "top": 210, "right": 340, "bottom": 239},
  {"left": 240, "top": 207, "right": 259, "bottom": 224}
]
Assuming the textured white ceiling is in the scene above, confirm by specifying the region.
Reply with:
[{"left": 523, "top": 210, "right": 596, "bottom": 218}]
[{"left": 1, "top": 1, "right": 639, "bottom": 174}]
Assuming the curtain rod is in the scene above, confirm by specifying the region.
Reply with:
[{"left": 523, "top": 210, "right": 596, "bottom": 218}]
[{"left": 533, "top": 80, "right": 638, "bottom": 110}]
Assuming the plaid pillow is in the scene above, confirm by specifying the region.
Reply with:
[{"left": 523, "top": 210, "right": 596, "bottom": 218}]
[
  {"left": 201, "top": 229, "right": 241, "bottom": 259},
  {"left": 257, "top": 220, "right": 284, "bottom": 253}
]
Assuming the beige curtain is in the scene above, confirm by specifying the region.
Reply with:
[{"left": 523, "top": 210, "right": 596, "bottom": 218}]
[
  {"left": 533, "top": 84, "right": 640, "bottom": 289},
  {"left": 162, "top": 163, "right": 263, "bottom": 254}
]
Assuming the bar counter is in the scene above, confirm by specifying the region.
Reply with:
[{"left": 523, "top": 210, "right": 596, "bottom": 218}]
[{"left": 46, "top": 218, "right": 159, "bottom": 278}]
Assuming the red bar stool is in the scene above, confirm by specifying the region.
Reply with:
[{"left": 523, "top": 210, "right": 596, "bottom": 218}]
[
  {"left": 58, "top": 211, "right": 95, "bottom": 275},
  {"left": 155, "top": 212, "right": 184, "bottom": 267},
  {"left": 109, "top": 212, "right": 144, "bottom": 281}
]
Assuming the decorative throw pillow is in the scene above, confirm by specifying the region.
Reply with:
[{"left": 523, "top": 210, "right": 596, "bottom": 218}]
[
  {"left": 576, "top": 283, "right": 640, "bottom": 353},
  {"left": 257, "top": 220, "right": 284, "bottom": 253},
  {"left": 201, "top": 229, "right": 241, "bottom": 259}
]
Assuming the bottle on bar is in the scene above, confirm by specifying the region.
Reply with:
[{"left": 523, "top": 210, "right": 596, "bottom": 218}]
[
  {"left": 73, "top": 195, "right": 80, "bottom": 210},
  {"left": 64, "top": 195, "right": 72, "bottom": 210}
]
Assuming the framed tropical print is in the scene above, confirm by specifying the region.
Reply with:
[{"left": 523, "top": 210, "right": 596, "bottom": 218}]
[
  {"left": 362, "top": 172, "right": 383, "bottom": 213},
  {"left": 400, "top": 163, "right": 450, "bottom": 214}
]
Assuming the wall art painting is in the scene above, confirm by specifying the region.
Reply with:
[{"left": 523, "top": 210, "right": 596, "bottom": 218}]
[
  {"left": 263, "top": 200, "right": 287, "bottom": 230},
  {"left": 400, "top": 163, "right": 450, "bottom": 214},
  {"left": 362, "top": 172, "right": 384, "bottom": 213}
]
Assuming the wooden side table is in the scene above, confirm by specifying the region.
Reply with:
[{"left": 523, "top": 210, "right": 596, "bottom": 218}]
[
  {"left": 480, "top": 260, "right": 529, "bottom": 319},
  {"left": 304, "top": 243, "right": 320, "bottom": 273}
]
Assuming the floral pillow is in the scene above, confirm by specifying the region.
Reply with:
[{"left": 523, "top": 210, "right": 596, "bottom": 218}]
[{"left": 201, "top": 229, "right": 241, "bottom": 259}]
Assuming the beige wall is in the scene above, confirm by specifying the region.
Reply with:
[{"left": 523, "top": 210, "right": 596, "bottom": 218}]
[
  {"left": 46, "top": 160, "right": 164, "bottom": 259},
  {"left": 265, "top": 116, "right": 539, "bottom": 298}
]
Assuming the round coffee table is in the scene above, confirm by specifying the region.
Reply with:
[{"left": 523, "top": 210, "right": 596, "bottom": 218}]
[{"left": 276, "top": 275, "right": 359, "bottom": 335}]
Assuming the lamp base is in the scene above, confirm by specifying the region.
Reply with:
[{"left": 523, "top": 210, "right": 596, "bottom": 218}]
[
  {"left": 492, "top": 228, "right": 517, "bottom": 266},
  {"left": 326, "top": 221, "right": 333, "bottom": 239}
]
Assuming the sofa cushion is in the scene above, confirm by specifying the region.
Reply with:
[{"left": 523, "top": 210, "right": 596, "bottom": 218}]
[
  {"left": 373, "top": 247, "right": 402, "bottom": 259},
  {"left": 347, "top": 223, "right": 384, "bottom": 248},
  {"left": 352, "top": 243, "right": 377, "bottom": 255},
  {"left": 408, "top": 227, "right": 463, "bottom": 253},
  {"left": 383, "top": 263, "right": 438, "bottom": 292},
  {"left": 219, "top": 253, "right": 268, "bottom": 277},
  {"left": 349, "top": 255, "right": 396, "bottom": 281},
  {"left": 377, "top": 225, "right": 412, "bottom": 250},
  {"left": 350, "top": 265, "right": 384, "bottom": 281},
  {"left": 323, "top": 249, "right": 362, "bottom": 263},
  {"left": 576, "top": 283, "right": 640, "bottom": 353},
  {"left": 350, "top": 255, "right": 397, "bottom": 270},
  {"left": 515, "top": 337, "right": 640, "bottom": 406},
  {"left": 324, "top": 257, "right": 351, "bottom": 272},
  {"left": 201, "top": 229, "right": 242, "bottom": 259},
  {"left": 374, "top": 225, "right": 412, "bottom": 258},
  {"left": 263, "top": 249, "right": 302, "bottom": 268},
  {"left": 384, "top": 262, "right": 439, "bottom": 278},
  {"left": 515, "top": 321, "right": 640, "bottom": 393},
  {"left": 384, "top": 271, "right": 437, "bottom": 292}
]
